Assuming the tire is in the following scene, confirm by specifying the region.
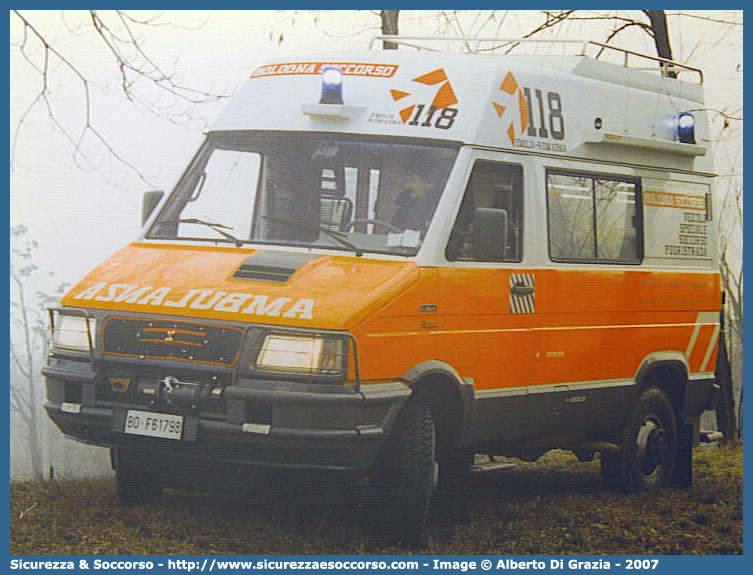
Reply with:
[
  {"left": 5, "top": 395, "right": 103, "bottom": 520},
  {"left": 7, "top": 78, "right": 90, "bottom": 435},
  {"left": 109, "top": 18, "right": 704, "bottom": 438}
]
[
  {"left": 600, "top": 454, "right": 625, "bottom": 490},
  {"left": 434, "top": 448, "right": 474, "bottom": 522},
  {"left": 112, "top": 448, "right": 162, "bottom": 505},
  {"left": 670, "top": 421, "right": 694, "bottom": 488},
  {"left": 370, "top": 403, "right": 438, "bottom": 545},
  {"left": 601, "top": 387, "right": 677, "bottom": 492}
]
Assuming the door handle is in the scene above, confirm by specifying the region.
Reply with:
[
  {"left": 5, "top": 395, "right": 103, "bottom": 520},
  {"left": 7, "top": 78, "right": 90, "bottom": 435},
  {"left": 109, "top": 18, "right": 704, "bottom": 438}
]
[{"left": 511, "top": 284, "right": 535, "bottom": 297}]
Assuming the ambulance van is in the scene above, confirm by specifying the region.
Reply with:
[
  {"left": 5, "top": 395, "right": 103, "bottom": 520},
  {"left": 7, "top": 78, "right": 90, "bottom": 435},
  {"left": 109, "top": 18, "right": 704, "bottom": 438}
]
[{"left": 45, "top": 38, "right": 721, "bottom": 542}]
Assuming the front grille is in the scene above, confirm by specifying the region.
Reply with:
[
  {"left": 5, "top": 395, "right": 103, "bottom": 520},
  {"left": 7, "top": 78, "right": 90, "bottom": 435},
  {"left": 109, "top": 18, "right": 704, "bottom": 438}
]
[{"left": 102, "top": 317, "right": 244, "bottom": 367}]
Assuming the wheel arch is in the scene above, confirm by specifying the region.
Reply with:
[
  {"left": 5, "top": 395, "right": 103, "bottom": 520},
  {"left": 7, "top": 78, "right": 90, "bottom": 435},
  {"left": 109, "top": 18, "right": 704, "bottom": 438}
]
[
  {"left": 634, "top": 351, "right": 689, "bottom": 415},
  {"left": 402, "top": 360, "right": 475, "bottom": 451}
]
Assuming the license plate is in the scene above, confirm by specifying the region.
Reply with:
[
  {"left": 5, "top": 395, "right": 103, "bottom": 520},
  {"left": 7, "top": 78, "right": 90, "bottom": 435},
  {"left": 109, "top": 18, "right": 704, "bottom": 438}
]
[{"left": 124, "top": 410, "right": 183, "bottom": 441}]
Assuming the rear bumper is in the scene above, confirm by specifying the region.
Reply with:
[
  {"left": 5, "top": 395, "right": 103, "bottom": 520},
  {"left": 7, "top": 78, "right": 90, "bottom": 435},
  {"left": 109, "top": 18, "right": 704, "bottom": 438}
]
[{"left": 44, "top": 379, "right": 410, "bottom": 474}]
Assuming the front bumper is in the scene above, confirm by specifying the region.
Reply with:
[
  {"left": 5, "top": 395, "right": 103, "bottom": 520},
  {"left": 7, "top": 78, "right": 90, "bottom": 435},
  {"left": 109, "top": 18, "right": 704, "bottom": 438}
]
[{"left": 44, "top": 376, "right": 410, "bottom": 474}]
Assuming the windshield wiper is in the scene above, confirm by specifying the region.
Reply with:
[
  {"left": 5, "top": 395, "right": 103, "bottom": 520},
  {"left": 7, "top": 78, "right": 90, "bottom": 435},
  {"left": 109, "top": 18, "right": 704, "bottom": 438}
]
[
  {"left": 157, "top": 218, "right": 246, "bottom": 247},
  {"left": 262, "top": 216, "right": 363, "bottom": 257}
]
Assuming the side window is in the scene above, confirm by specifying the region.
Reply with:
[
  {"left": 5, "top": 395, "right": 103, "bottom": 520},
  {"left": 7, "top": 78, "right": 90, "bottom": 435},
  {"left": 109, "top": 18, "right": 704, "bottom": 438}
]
[
  {"left": 547, "top": 170, "right": 641, "bottom": 263},
  {"left": 446, "top": 161, "right": 523, "bottom": 262}
]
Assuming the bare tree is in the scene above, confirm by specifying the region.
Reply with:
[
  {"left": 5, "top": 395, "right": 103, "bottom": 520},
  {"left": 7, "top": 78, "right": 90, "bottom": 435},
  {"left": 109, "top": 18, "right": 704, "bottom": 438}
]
[
  {"left": 10, "top": 225, "right": 69, "bottom": 480},
  {"left": 10, "top": 10, "right": 230, "bottom": 185},
  {"left": 716, "top": 147, "right": 744, "bottom": 442}
]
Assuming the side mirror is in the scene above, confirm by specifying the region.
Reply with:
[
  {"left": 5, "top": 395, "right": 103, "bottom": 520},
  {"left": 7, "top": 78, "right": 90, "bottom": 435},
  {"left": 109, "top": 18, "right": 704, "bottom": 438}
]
[
  {"left": 472, "top": 207, "right": 508, "bottom": 262},
  {"left": 142, "top": 190, "right": 164, "bottom": 226}
]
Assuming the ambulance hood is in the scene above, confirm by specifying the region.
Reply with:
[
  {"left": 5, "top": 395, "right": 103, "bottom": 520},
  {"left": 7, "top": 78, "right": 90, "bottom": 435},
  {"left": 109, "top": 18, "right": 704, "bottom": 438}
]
[{"left": 60, "top": 243, "right": 419, "bottom": 330}]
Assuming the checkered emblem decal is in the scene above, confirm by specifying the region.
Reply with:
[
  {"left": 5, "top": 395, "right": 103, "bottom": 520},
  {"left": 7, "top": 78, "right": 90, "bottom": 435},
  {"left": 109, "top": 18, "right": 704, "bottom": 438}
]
[{"left": 510, "top": 273, "right": 535, "bottom": 314}]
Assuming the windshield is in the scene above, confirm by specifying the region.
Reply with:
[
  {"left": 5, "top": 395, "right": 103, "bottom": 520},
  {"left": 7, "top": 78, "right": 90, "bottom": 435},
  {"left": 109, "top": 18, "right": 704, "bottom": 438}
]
[{"left": 147, "top": 132, "right": 459, "bottom": 256}]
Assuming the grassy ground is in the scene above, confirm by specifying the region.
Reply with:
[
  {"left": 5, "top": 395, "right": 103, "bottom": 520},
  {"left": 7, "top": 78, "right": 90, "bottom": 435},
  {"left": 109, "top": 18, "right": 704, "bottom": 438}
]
[{"left": 10, "top": 445, "right": 742, "bottom": 555}]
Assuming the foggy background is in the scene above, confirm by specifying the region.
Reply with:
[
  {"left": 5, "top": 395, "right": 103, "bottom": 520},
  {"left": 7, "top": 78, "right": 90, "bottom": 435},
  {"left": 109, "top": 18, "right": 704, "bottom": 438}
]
[{"left": 9, "top": 10, "right": 743, "bottom": 480}]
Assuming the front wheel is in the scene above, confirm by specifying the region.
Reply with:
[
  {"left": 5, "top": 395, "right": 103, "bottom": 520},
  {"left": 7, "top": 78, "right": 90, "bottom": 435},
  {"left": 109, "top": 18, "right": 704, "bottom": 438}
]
[
  {"left": 435, "top": 448, "right": 474, "bottom": 522},
  {"left": 112, "top": 448, "right": 163, "bottom": 505},
  {"left": 370, "top": 403, "right": 437, "bottom": 545},
  {"left": 601, "top": 387, "right": 677, "bottom": 491}
]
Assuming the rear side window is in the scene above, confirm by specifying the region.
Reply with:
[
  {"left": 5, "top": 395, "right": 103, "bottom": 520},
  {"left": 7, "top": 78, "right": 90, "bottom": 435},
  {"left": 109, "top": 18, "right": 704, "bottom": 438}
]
[{"left": 547, "top": 170, "right": 642, "bottom": 263}]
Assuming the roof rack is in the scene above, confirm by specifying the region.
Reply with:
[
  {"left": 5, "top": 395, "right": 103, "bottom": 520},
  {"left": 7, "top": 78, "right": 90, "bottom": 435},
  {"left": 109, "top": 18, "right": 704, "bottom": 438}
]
[{"left": 370, "top": 36, "right": 703, "bottom": 84}]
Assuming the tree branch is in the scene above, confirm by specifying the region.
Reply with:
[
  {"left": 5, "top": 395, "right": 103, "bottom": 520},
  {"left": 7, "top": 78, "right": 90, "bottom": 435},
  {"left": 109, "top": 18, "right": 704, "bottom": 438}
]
[{"left": 11, "top": 10, "right": 230, "bottom": 183}]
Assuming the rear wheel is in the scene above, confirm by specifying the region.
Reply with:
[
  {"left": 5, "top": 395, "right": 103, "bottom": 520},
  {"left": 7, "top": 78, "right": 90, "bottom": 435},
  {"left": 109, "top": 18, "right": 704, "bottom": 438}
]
[
  {"left": 112, "top": 448, "right": 163, "bottom": 505},
  {"left": 601, "top": 387, "right": 677, "bottom": 491},
  {"left": 670, "top": 421, "right": 694, "bottom": 488}
]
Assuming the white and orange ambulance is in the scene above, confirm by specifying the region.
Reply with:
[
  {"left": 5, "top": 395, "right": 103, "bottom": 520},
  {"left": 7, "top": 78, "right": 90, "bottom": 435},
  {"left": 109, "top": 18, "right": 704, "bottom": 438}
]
[{"left": 45, "top": 38, "right": 721, "bottom": 542}]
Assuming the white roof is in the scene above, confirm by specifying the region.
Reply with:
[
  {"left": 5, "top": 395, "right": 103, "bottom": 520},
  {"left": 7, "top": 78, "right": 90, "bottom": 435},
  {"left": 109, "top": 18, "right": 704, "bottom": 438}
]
[{"left": 212, "top": 48, "right": 711, "bottom": 173}]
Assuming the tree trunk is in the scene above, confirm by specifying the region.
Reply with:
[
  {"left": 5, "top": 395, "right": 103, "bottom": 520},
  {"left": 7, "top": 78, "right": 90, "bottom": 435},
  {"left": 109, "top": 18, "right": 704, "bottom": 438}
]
[
  {"left": 11, "top": 266, "right": 47, "bottom": 481},
  {"left": 22, "top": 308, "right": 46, "bottom": 480},
  {"left": 27, "top": 403, "right": 45, "bottom": 480},
  {"left": 644, "top": 10, "right": 677, "bottom": 78},
  {"left": 380, "top": 10, "right": 400, "bottom": 50},
  {"left": 715, "top": 311, "right": 738, "bottom": 445}
]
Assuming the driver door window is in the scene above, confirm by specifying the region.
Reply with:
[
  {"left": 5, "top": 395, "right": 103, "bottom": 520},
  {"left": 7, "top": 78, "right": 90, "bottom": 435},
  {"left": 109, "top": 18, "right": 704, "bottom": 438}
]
[{"left": 446, "top": 161, "right": 524, "bottom": 262}]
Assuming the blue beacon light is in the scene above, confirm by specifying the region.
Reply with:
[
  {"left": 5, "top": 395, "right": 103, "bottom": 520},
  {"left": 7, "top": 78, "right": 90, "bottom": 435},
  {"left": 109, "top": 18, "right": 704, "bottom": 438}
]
[
  {"left": 676, "top": 112, "right": 696, "bottom": 144},
  {"left": 319, "top": 66, "right": 344, "bottom": 105}
]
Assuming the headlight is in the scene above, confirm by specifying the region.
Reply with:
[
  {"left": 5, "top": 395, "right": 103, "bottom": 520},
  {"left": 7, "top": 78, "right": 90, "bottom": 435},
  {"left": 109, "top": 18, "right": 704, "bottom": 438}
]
[
  {"left": 50, "top": 313, "right": 96, "bottom": 352},
  {"left": 256, "top": 334, "right": 345, "bottom": 376}
]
